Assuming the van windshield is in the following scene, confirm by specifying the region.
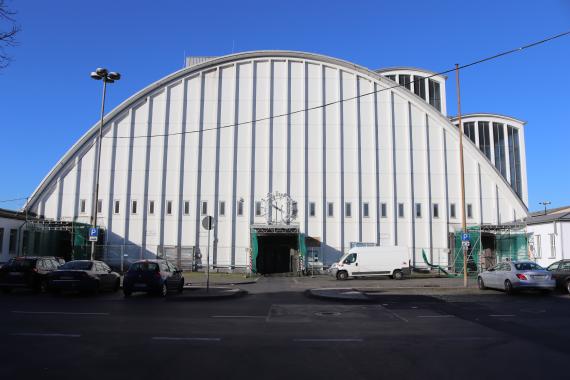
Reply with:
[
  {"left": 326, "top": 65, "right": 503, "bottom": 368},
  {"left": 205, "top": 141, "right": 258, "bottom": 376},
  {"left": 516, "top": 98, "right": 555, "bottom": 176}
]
[{"left": 343, "top": 253, "right": 357, "bottom": 264}]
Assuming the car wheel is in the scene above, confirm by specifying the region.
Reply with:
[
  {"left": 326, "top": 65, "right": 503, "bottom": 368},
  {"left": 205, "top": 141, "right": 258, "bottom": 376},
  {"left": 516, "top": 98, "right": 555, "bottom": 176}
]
[
  {"left": 40, "top": 280, "right": 48, "bottom": 294},
  {"left": 565, "top": 280, "right": 570, "bottom": 295},
  {"left": 2, "top": 288, "right": 11, "bottom": 294},
  {"left": 123, "top": 289, "right": 132, "bottom": 297},
  {"left": 478, "top": 277, "right": 486, "bottom": 290},
  {"left": 113, "top": 279, "right": 120, "bottom": 293},
  {"left": 178, "top": 279, "right": 184, "bottom": 294},
  {"left": 336, "top": 271, "right": 348, "bottom": 281},
  {"left": 92, "top": 282, "right": 100, "bottom": 295},
  {"left": 392, "top": 270, "right": 404, "bottom": 280},
  {"left": 160, "top": 283, "right": 168, "bottom": 297},
  {"left": 504, "top": 280, "right": 515, "bottom": 296}
]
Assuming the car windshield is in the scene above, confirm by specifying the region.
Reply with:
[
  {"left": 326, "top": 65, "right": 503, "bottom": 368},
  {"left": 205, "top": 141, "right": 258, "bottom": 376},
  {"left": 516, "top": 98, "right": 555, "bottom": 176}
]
[
  {"left": 60, "top": 261, "right": 93, "bottom": 270},
  {"left": 514, "top": 262, "right": 543, "bottom": 271},
  {"left": 6, "top": 258, "right": 36, "bottom": 269},
  {"left": 129, "top": 262, "right": 159, "bottom": 272}
]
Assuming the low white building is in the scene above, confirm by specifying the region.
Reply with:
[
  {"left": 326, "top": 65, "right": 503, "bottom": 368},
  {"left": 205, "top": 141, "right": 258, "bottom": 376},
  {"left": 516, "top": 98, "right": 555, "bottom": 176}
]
[
  {"left": 0, "top": 208, "right": 27, "bottom": 264},
  {"left": 527, "top": 206, "right": 570, "bottom": 267}
]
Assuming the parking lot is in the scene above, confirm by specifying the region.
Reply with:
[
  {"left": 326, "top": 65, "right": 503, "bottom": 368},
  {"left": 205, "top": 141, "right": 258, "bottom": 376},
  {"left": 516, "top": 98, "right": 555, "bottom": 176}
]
[{"left": 0, "top": 276, "right": 569, "bottom": 380}]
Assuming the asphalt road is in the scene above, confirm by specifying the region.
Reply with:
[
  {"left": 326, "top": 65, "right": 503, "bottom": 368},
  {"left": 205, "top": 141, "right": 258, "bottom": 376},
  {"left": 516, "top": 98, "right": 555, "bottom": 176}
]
[{"left": 1, "top": 277, "right": 569, "bottom": 380}]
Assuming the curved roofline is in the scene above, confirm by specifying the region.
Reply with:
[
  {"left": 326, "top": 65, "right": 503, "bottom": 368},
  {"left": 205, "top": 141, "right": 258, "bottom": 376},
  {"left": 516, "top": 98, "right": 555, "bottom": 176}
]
[
  {"left": 25, "top": 50, "right": 525, "bottom": 213},
  {"left": 449, "top": 113, "right": 526, "bottom": 125},
  {"left": 375, "top": 66, "right": 448, "bottom": 80}
]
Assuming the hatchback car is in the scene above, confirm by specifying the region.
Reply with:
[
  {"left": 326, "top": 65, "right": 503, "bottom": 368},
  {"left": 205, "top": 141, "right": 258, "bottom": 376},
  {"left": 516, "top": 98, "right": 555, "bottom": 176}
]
[
  {"left": 478, "top": 260, "right": 555, "bottom": 295},
  {"left": 48, "top": 260, "right": 120, "bottom": 294},
  {"left": 0, "top": 256, "right": 60, "bottom": 293},
  {"left": 545, "top": 260, "right": 570, "bottom": 294},
  {"left": 123, "top": 260, "right": 184, "bottom": 297}
]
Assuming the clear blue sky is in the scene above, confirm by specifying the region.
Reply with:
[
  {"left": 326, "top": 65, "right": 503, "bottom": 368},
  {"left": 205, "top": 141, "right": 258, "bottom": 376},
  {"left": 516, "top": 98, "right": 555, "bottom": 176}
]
[{"left": 1, "top": 0, "right": 569, "bottom": 212}]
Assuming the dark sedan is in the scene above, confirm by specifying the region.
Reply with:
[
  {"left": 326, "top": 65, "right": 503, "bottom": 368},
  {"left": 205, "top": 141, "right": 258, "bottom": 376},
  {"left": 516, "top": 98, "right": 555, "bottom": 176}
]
[
  {"left": 48, "top": 260, "right": 120, "bottom": 294},
  {"left": 123, "top": 260, "right": 184, "bottom": 297},
  {"left": 0, "top": 256, "right": 60, "bottom": 293},
  {"left": 546, "top": 260, "right": 570, "bottom": 294}
]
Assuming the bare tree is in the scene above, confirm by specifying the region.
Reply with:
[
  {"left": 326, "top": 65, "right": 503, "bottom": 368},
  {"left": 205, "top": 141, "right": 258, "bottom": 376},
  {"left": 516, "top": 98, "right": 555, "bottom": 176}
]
[{"left": 0, "top": 0, "right": 20, "bottom": 69}]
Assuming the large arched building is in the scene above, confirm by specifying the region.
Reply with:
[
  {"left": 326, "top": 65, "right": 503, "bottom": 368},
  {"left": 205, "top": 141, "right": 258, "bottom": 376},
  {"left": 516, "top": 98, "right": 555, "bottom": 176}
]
[{"left": 25, "top": 51, "right": 528, "bottom": 273}]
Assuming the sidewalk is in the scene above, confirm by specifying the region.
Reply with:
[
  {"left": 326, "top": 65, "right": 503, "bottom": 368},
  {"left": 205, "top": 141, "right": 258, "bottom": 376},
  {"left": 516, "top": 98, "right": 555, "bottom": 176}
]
[{"left": 182, "top": 271, "right": 260, "bottom": 286}]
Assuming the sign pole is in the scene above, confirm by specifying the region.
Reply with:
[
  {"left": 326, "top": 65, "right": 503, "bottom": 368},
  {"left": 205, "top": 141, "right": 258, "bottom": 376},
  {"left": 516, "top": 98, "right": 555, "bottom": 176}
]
[
  {"left": 455, "top": 64, "right": 468, "bottom": 288},
  {"left": 207, "top": 223, "right": 210, "bottom": 293}
]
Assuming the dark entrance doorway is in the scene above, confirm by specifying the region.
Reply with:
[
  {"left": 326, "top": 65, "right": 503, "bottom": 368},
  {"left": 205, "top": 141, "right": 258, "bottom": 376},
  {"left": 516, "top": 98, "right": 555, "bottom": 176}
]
[{"left": 256, "top": 233, "right": 298, "bottom": 274}]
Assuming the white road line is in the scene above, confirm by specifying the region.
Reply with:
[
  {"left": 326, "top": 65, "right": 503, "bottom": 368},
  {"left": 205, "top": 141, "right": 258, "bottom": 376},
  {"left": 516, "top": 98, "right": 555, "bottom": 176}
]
[
  {"left": 12, "top": 311, "right": 109, "bottom": 316},
  {"left": 293, "top": 338, "right": 363, "bottom": 342},
  {"left": 10, "top": 333, "right": 81, "bottom": 338},
  {"left": 211, "top": 315, "right": 265, "bottom": 319},
  {"left": 417, "top": 315, "right": 454, "bottom": 318},
  {"left": 489, "top": 314, "right": 516, "bottom": 317},
  {"left": 151, "top": 337, "right": 221, "bottom": 341}
]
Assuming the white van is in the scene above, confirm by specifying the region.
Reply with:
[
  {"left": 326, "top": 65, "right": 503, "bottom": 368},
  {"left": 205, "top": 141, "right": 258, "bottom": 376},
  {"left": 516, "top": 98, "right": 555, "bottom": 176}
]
[{"left": 331, "top": 246, "right": 410, "bottom": 280}]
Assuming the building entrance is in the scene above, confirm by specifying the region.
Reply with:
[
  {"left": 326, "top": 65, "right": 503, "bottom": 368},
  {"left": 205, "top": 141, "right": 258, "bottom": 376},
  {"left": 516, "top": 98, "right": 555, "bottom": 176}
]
[{"left": 256, "top": 233, "right": 299, "bottom": 274}]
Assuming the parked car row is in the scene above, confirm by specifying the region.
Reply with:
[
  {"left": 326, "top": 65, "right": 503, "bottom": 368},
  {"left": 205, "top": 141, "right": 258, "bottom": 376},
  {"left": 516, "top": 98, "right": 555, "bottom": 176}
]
[
  {"left": 0, "top": 257, "right": 185, "bottom": 297},
  {"left": 478, "top": 259, "right": 570, "bottom": 295}
]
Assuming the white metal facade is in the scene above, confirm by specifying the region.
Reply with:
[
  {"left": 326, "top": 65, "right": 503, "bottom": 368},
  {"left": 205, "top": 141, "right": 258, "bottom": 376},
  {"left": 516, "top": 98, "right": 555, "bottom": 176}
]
[{"left": 25, "top": 51, "right": 528, "bottom": 267}]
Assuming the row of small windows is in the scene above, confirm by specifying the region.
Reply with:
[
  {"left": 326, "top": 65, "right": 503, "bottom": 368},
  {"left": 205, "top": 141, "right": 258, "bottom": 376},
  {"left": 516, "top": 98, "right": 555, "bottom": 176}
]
[
  {"left": 80, "top": 199, "right": 474, "bottom": 219},
  {"left": 459, "top": 121, "right": 523, "bottom": 198},
  {"left": 384, "top": 74, "right": 442, "bottom": 112}
]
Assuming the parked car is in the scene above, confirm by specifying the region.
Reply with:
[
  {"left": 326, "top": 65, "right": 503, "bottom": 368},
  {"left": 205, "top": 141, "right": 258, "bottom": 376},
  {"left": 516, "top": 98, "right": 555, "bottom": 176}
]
[
  {"left": 48, "top": 260, "right": 120, "bottom": 294},
  {"left": 478, "top": 260, "right": 555, "bottom": 295},
  {"left": 546, "top": 260, "right": 570, "bottom": 294},
  {"left": 123, "top": 260, "right": 184, "bottom": 297},
  {"left": 0, "top": 256, "right": 60, "bottom": 293}
]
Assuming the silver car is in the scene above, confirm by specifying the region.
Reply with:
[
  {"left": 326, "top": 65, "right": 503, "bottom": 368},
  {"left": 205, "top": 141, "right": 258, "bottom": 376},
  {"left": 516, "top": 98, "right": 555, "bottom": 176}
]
[{"left": 478, "top": 261, "right": 555, "bottom": 295}]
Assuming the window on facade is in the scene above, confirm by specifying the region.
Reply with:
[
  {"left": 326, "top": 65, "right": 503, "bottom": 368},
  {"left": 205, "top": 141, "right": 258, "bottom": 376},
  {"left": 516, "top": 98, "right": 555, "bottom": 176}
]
[
  {"left": 450, "top": 203, "right": 456, "bottom": 218},
  {"left": 398, "top": 74, "right": 411, "bottom": 90},
  {"left": 114, "top": 200, "right": 120, "bottom": 214},
  {"left": 97, "top": 199, "right": 103, "bottom": 214},
  {"left": 467, "top": 204, "right": 473, "bottom": 219},
  {"left": 219, "top": 201, "right": 225, "bottom": 216},
  {"left": 535, "top": 235, "right": 542, "bottom": 259},
  {"left": 381, "top": 203, "right": 387, "bottom": 218},
  {"left": 327, "top": 202, "right": 334, "bottom": 217},
  {"left": 398, "top": 203, "right": 404, "bottom": 218},
  {"left": 493, "top": 122, "right": 506, "bottom": 177},
  {"left": 363, "top": 203, "right": 369, "bottom": 218},
  {"left": 255, "top": 201, "right": 262, "bottom": 216},
  {"left": 345, "top": 203, "right": 352, "bottom": 217},
  {"left": 201, "top": 201, "right": 208, "bottom": 216},
  {"left": 413, "top": 75, "right": 426, "bottom": 99},
  {"left": 507, "top": 126, "right": 522, "bottom": 197},
  {"left": 8, "top": 229, "right": 17, "bottom": 254},
  {"left": 237, "top": 200, "right": 243, "bottom": 216},
  {"left": 478, "top": 121, "right": 491, "bottom": 160},
  {"left": 132, "top": 200, "right": 137, "bottom": 214},
  {"left": 149, "top": 201, "right": 155, "bottom": 215},
  {"left": 386, "top": 74, "right": 396, "bottom": 82},
  {"left": 463, "top": 122, "right": 476, "bottom": 143},
  {"left": 80, "top": 199, "right": 86, "bottom": 214},
  {"left": 549, "top": 234, "right": 556, "bottom": 259},
  {"left": 428, "top": 79, "right": 441, "bottom": 111},
  {"left": 309, "top": 202, "right": 316, "bottom": 217},
  {"left": 184, "top": 201, "right": 190, "bottom": 215},
  {"left": 433, "top": 203, "right": 439, "bottom": 218},
  {"left": 166, "top": 201, "right": 172, "bottom": 215},
  {"left": 415, "top": 203, "right": 422, "bottom": 218},
  {"left": 0, "top": 228, "right": 4, "bottom": 253}
]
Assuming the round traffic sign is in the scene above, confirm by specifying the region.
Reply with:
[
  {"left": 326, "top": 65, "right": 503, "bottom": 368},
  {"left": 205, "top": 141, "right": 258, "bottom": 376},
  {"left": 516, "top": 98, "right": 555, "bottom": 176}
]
[{"left": 202, "top": 216, "right": 215, "bottom": 230}]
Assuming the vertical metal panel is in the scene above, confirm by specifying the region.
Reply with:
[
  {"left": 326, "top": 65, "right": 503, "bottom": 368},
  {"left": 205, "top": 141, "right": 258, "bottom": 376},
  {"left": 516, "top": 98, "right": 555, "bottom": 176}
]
[
  {"left": 194, "top": 74, "right": 206, "bottom": 250},
  {"left": 141, "top": 97, "right": 154, "bottom": 254},
  {"left": 425, "top": 114, "right": 433, "bottom": 261},
  {"left": 356, "top": 78, "right": 363, "bottom": 243},
  {"left": 158, "top": 88, "right": 171, "bottom": 249},
  {"left": 408, "top": 102, "right": 416, "bottom": 265},
  {"left": 390, "top": 92, "right": 397, "bottom": 245},
  {"left": 176, "top": 79, "right": 189, "bottom": 254},
  {"left": 338, "top": 69, "right": 344, "bottom": 252},
  {"left": 230, "top": 65, "right": 240, "bottom": 267},
  {"left": 373, "top": 83, "right": 380, "bottom": 245},
  {"left": 442, "top": 128, "right": 450, "bottom": 245},
  {"left": 105, "top": 123, "right": 118, "bottom": 243},
  {"left": 123, "top": 109, "right": 136, "bottom": 243},
  {"left": 213, "top": 70, "right": 223, "bottom": 264}
]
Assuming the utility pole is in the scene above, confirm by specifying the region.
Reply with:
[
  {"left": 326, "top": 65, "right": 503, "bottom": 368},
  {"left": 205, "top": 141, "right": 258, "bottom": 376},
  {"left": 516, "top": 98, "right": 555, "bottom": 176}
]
[{"left": 455, "top": 64, "right": 468, "bottom": 288}]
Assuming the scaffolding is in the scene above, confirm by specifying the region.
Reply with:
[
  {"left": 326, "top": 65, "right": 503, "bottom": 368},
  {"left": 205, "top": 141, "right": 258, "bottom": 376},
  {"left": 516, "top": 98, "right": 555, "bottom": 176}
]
[{"left": 451, "top": 223, "right": 528, "bottom": 274}]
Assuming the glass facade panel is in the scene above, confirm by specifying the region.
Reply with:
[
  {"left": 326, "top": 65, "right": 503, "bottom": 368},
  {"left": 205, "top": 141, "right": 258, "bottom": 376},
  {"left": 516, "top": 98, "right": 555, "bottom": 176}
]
[
  {"left": 428, "top": 79, "right": 441, "bottom": 111},
  {"left": 386, "top": 74, "right": 396, "bottom": 82},
  {"left": 507, "top": 126, "right": 523, "bottom": 197},
  {"left": 493, "top": 122, "right": 506, "bottom": 177},
  {"left": 478, "top": 121, "right": 491, "bottom": 159},
  {"left": 413, "top": 75, "right": 425, "bottom": 99},
  {"left": 398, "top": 74, "right": 411, "bottom": 90},
  {"left": 463, "top": 122, "right": 476, "bottom": 143}
]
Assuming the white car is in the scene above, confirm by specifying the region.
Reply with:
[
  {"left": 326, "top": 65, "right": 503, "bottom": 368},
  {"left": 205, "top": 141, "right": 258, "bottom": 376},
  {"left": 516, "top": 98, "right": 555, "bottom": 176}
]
[{"left": 478, "top": 261, "right": 555, "bottom": 295}]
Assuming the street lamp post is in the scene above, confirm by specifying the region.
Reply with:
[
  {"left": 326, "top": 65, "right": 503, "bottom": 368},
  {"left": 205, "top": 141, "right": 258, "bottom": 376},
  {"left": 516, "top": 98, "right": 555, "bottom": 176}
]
[{"left": 90, "top": 68, "right": 121, "bottom": 260}]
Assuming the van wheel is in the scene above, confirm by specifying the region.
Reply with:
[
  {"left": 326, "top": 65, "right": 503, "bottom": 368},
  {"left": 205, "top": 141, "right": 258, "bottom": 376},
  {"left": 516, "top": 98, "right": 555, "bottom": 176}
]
[
  {"left": 392, "top": 270, "right": 403, "bottom": 280},
  {"left": 336, "top": 271, "right": 348, "bottom": 281}
]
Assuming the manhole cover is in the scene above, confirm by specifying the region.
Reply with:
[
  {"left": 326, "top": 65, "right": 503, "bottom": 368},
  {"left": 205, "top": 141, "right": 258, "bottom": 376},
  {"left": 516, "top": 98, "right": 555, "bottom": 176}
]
[{"left": 314, "top": 311, "right": 342, "bottom": 317}]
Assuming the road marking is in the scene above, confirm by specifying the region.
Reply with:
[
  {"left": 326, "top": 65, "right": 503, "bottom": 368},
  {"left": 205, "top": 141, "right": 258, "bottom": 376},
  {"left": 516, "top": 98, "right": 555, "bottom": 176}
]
[
  {"left": 12, "top": 311, "right": 109, "bottom": 316},
  {"left": 10, "top": 333, "right": 81, "bottom": 338},
  {"left": 489, "top": 314, "right": 516, "bottom": 317},
  {"left": 437, "top": 337, "right": 497, "bottom": 341},
  {"left": 151, "top": 337, "right": 221, "bottom": 341},
  {"left": 211, "top": 315, "right": 265, "bottom": 319},
  {"left": 293, "top": 338, "right": 363, "bottom": 342},
  {"left": 417, "top": 315, "right": 454, "bottom": 318}
]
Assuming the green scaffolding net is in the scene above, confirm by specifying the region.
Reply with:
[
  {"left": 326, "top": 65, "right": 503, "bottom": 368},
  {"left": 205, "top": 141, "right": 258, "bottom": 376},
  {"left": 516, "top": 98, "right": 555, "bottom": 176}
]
[
  {"left": 298, "top": 233, "right": 307, "bottom": 267},
  {"left": 250, "top": 230, "right": 259, "bottom": 274}
]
